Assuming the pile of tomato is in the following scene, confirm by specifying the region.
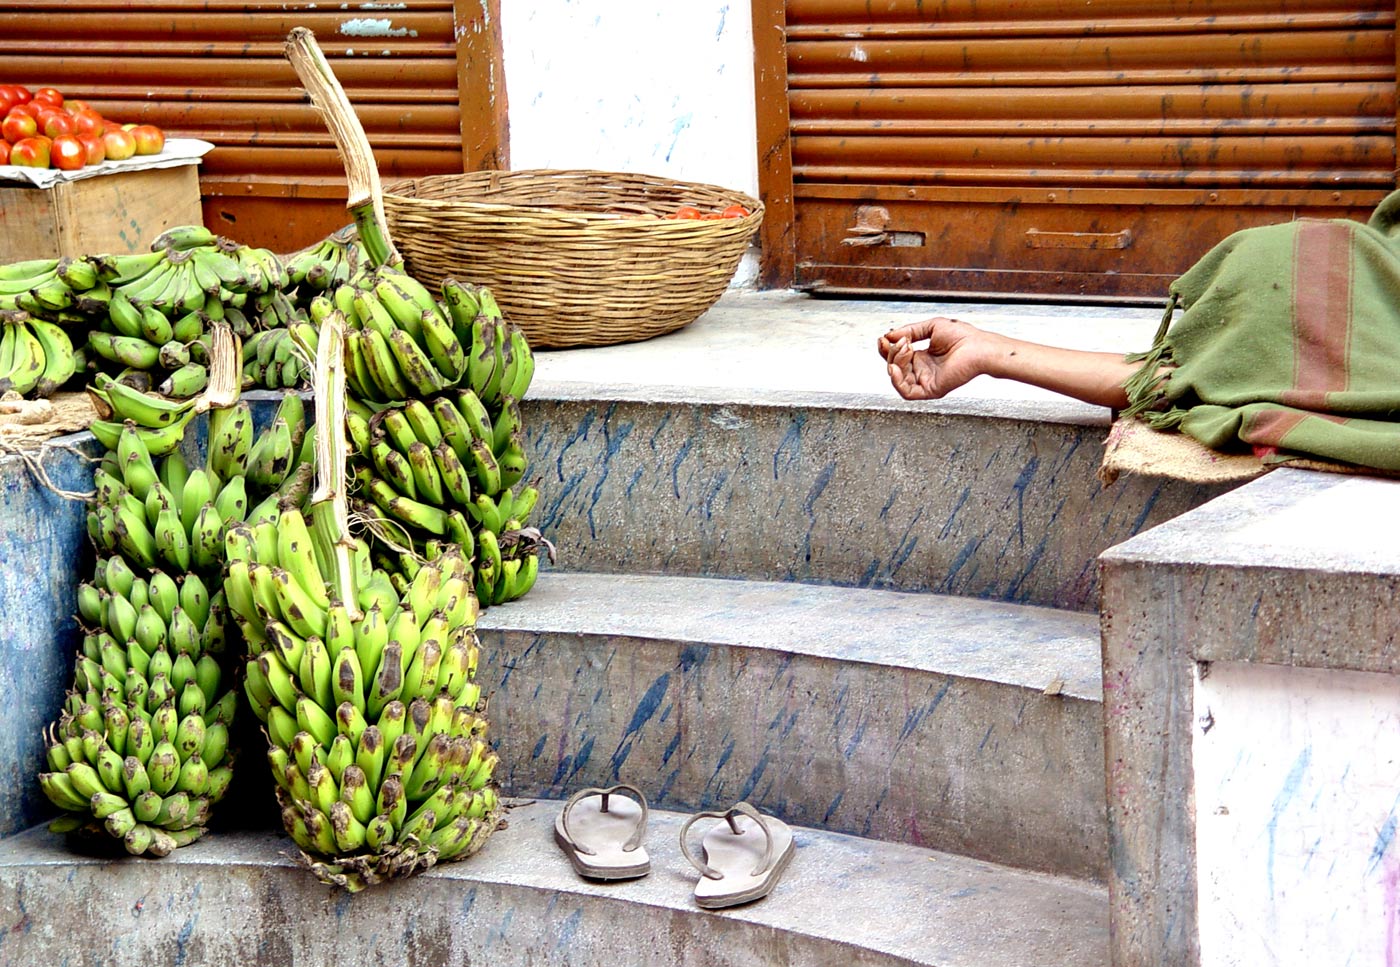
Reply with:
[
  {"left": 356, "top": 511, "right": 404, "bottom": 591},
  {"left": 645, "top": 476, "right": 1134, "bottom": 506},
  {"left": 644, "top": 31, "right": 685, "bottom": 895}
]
[
  {"left": 664, "top": 204, "right": 751, "bottom": 220},
  {"left": 0, "top": 85, "right": 166, "bottom": 172}
]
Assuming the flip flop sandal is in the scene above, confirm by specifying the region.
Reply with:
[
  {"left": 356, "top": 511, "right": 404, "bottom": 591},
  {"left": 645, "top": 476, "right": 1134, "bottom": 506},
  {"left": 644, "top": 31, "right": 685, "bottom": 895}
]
[
  {"left": 679, "top": 801, "right": 796, "bottom": 909},
  {"left": 553, "top": 783, "right": 651, "bottom": 881}
]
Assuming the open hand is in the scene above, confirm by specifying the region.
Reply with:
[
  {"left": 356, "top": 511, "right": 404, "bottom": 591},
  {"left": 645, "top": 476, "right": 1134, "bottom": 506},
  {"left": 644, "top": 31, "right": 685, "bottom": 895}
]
[{"left": 877, "top": 317, "right": 989, "bottom": 401}]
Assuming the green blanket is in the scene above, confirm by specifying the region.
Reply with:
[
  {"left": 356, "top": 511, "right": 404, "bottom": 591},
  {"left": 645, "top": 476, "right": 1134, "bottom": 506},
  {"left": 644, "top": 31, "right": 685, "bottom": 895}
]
[{"left": 1123, "top": 191, "right": 1400, "bottom": 472}]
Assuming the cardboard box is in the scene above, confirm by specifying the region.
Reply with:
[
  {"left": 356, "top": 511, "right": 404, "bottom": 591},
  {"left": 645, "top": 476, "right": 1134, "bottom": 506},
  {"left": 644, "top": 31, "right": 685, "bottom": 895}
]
[{"left": 0, "top": 163, "right": 204, "bottom": 262}]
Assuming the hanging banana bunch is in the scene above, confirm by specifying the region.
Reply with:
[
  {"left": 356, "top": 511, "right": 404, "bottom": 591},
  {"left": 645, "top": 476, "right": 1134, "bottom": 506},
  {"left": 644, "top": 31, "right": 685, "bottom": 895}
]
[
  {"left": 228, "top": 313, "right": 502, "bottom": 890},
  {"left": 329, "top": 272, "right": 547, "bottom": 607},
  {"left": 40, "top": 416, "right": 243, "bottom": 856},
  {"left": 39, "top": 330, "right": 315, "bottom": 856}
]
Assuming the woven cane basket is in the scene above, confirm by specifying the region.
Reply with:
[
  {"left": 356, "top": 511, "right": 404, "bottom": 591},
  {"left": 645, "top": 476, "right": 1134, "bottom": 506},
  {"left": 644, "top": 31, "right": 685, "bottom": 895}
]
[{"left": 382, "top": 169, "right": 763, "bottom": 350}]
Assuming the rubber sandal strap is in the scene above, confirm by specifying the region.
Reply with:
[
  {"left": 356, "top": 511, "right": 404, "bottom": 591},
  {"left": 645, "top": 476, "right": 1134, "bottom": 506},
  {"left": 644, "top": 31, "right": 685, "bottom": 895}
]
[
  {"left": 728, "top": 801, "right": 777, "bottom": 877},
  {"left": 559, "top": 783, "right": 649, "bottom": 857},
  {"left": 679, "top": 809, "right": 731, "bottom": 879},
  {"left": 678, "top": 801, "right": 777, "bottom": 880}
]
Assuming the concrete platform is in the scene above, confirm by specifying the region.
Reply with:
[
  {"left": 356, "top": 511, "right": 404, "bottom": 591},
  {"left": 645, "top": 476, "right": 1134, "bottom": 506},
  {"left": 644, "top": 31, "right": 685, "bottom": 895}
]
[
  {"left": 1098, "top": 468, "right": 1400, "bottom": 967},
  {"left": 476, "top": 570, "right": 1108, "bottom": 879},
  {"left": 0, "top": 799, "right": 1108, "bottom": 967}
]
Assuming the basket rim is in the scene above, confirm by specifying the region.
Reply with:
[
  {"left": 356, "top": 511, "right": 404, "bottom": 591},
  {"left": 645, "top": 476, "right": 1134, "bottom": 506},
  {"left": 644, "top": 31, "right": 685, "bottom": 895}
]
[{"left": 383, "top": 168, "right": 764, "bottom": 226}]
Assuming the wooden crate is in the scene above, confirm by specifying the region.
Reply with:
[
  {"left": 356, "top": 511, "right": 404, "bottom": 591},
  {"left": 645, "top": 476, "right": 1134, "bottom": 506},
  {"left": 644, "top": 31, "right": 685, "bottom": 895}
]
[{"left": 0, "top": 164, "right": 204, "bottom": 262}]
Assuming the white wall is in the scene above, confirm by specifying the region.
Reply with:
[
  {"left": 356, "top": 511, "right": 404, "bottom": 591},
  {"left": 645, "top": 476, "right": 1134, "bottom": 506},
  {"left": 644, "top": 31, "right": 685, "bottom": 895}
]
[
  {"left": 499, "top": 0, "right": 760, "bottom": 285},
  {"left": 1193, "top": 661, "right": 1400, "bottom": 966}
]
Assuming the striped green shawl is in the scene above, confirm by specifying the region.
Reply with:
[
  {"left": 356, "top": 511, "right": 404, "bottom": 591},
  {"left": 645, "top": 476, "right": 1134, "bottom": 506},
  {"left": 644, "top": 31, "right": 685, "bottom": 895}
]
[{"left": 1123, "top": 192, "right": 1400, "bottom": 472}]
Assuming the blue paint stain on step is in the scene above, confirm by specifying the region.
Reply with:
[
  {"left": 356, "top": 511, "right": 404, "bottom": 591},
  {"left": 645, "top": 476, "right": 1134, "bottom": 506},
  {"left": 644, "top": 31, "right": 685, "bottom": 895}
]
[{"left": 609, "top": 673, "right": 670, "bottom": 776}]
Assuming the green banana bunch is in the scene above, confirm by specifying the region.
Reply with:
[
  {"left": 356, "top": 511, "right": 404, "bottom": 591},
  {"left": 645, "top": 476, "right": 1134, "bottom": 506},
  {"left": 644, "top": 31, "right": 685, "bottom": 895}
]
[
  {"left": 0, "top": 312, "right": 80, "bottom": 398},
  {"left": 0, "top": 256, "right": 104, "bottom": 318},
  {"left": 225, "top": 502, "right": 501, "bottom": 891},
  {"left": 442, "top": 281, "right": 534, "bottom": 407},
  {"left": 242, "top": 327, "right": 312, "bottom": 391},
  {"left": 89, "top": 371, "right": 199, "bottom": 427},
  {"left": 331, "top": 266, "right": 492, "bottom": 405},
  {"left": 284, "top": 224, "right": 370, "bottom": 297},
  {"left": 42, "top": 422, "right": 246, "bottom": 856},
  {"left": 74, "top": 230, "right": 291, "bottom": 391},
  {"left": 219, "top": 237, "right": 288, "bottom": 296},
  {"left": 348, "top": 383, "right": 543, "bottom": 608},
  {"left": 243, "top": 391, "right": 314, "bottom": 503}
]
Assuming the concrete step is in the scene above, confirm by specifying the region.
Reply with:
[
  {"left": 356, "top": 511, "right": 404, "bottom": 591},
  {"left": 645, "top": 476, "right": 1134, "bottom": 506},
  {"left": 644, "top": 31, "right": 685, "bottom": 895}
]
[
  {"left": 0, "top": 799, "right": 1108, "bottom": 967},
  {"left": 520, "top": 292, "right": 1231, "bottom": 611},
  {"left": 476, "top": 570, "right": 1107, "bottom": 880}
]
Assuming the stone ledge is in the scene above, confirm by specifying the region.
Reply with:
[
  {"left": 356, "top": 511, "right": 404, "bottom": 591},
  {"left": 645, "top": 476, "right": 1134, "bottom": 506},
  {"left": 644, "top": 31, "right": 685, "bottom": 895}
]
[
  {"left": 479, "top": 571, "right": 1103, "bottom": 701},
  {"left": 0, "top": 799, "right": 1108, "bottom": 967},
  {"left": 529, "top": 290, "right": 1163, "bottom": 427},
  {"left": 1101, "top": 468, "right": 1400, "bottom": 675}
]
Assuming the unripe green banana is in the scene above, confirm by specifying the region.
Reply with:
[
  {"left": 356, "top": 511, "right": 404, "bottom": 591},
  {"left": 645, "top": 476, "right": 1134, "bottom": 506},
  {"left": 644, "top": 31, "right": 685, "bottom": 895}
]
[
  {"left": 207, "top": 402, "right": 254, "bottom": 481},
  {"left": 132, "top": 790, "right": 162, "bottom": 824},
  {"left": 325, "top": 733, "right": 355, "bottom": 785},
  {"left": 187, "top": 503, "right": 224, "bottom": 571},
  {"left": 146, "top": 743, "right": 181, "bottom": 795},
  {"left": 296, "top": 695, "right": 337, "bottom": 747},
  {"left": 213, "top": 474, "right": 248, "bottom": 524}
]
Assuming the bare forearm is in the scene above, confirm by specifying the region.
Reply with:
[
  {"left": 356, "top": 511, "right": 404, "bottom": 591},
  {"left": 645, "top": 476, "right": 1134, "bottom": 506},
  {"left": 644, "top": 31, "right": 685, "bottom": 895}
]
[{"left": 977, "top": 333, "right": 1142, "bottom": 409}]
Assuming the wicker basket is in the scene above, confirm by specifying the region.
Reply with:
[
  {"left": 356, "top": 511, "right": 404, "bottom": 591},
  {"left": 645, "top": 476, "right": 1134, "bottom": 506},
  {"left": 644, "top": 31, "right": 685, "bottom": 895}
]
[{"left": 382, "top": 169, "right": 763, "bottom": 350}]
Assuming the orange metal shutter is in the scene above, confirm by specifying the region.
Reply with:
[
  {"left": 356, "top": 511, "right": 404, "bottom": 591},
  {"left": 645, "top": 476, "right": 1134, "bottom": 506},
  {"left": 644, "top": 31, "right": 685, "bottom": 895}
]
[
  {"left": 4, "top": 1, "right": 473, "bottom": 253},
  {"left": 776, "top": 0, "right": 1398, "bottom": 301}
]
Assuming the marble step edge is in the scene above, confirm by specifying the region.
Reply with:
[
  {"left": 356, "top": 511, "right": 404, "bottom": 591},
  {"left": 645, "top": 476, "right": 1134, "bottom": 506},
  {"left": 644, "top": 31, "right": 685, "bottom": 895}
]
[
  {"left": 0, "top": 799, "right": 1108, "bottom": 967},
  {"left": 477, "top": 571, "right": 1104, "bottom": 703}
]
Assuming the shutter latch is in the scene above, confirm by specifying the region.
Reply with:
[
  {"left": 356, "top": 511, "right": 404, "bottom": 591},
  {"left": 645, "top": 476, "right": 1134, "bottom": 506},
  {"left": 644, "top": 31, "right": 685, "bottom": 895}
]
[{"left": 842, "top": 206, "right": 923, "bottom": 248}]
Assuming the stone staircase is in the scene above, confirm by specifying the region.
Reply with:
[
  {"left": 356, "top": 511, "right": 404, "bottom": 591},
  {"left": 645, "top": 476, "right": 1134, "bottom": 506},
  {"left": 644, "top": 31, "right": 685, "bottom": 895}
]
[{"left": 0, "top": 292, "right": 1233, "bottom": 965}]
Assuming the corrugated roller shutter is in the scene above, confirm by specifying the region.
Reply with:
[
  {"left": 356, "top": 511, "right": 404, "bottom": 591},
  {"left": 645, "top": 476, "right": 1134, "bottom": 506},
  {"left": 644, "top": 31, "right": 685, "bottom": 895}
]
[
  {"left": 5, "top": 1, "right": 466, "bottom": 251},
  {"left": 778, "top": 0, "right": 1398, "bottom": 300}
]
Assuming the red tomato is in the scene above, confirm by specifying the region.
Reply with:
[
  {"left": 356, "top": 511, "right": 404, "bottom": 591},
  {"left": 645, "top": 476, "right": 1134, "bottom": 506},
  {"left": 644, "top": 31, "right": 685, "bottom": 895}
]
[
  {"left": 8, "top": 86, "right": 31, "bottom": 104},
  {"left": 77, "top": 134, "right": 105, "bottom": 165},
  {"left": 10, "top": 136, "right": 50, "bottom": 168},
  {"left": 670, "top": 206, "right": 702, "bottom": 220},
  {"left": 50, "top": 134, "right": 85, "bottom": 170},
  {"left": 721, "top": 204, "right": 750, "bottom": 219},
  {"left": 72, "top": 110, "right": 105, "bottom": 138},
  {"left": 102, "top": 127, "right": 136, "bottom": 161},
  {"left": 31, "top": 88, "right": 64, "bottom": 107},
  {"left": 2, "top": 110, "right": 36, "bottom": 143},
  {"left": 40, "top": 111, "right": 74, "bottom": 139},
  {"left": 10, "top": 102, "right": 43, "bottom": 121},
  {"left": 0, "top": 140, "right": 9, "bottom": 165},
  {"left": 63, "top": 99, "right": 91, "bottom": 115},
  {"left": 129, "top": 123, "right": 165, "bottom": 156}
]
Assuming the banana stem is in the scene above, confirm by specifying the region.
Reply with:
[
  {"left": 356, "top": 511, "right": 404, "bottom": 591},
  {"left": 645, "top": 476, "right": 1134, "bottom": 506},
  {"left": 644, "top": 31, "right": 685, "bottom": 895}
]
[
  {"left": 310, "top": 311, "right": 361, "bottom": 619},
  {"left": 350, "top": 202, "right": 395, "bottom": 270},
  {"left": 284, "top": 26, "right": 402, "bottom": 268},
  {"left": 195, "top": 323, "right": 240, "bottom": 414}
]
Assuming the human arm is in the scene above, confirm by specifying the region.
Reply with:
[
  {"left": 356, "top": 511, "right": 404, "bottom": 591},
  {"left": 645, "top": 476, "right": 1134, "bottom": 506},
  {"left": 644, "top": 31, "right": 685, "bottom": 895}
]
[{"left": 877, "top": 316, "right": 1151, "bottom": 410}]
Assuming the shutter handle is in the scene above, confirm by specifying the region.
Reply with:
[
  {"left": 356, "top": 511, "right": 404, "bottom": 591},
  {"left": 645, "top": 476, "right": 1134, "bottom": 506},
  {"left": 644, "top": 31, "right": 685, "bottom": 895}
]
[
  {"left": 1025, "top": 228, "right": 1133, "bottom": 250},
  {"left": 842, "top": 205, "right": 891, "bottom": 247}
]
